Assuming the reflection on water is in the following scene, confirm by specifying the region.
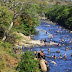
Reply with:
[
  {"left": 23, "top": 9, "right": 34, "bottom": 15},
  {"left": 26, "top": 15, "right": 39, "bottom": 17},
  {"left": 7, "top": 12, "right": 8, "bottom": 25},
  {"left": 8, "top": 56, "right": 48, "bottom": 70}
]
[{"left": 24, "top": 20, "right": 72, "bottom": 72}]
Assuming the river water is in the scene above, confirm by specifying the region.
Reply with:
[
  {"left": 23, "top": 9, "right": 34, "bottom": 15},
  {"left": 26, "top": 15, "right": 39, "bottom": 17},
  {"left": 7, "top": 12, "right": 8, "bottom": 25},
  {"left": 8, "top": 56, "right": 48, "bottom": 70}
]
[
  {"left": 32, "top": 20, "right": 72, "bottom": 72},
  {"left": 23, "top": 20, "right": 72, "bottom": 72}
]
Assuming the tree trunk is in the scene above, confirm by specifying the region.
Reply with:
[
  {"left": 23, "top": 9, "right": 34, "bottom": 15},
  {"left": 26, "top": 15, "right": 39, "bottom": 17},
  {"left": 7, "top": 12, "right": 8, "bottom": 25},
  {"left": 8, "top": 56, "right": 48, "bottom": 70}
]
[{"left": 2, "top": 21, "right": 14, "bottom": 41}]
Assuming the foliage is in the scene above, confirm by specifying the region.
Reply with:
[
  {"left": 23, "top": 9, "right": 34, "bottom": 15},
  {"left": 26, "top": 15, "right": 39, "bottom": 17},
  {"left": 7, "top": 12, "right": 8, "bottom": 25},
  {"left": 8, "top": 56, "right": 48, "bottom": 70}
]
[
  {"left": 0, "top": 58, "right": 6, "bottom": 71},
  {"left": 0, "top": 40, "right": 13, "bottom": 53},
  {"left": 45, "top": 5, "right": 72, "bottom": 30},
  {"left": 0, "top": 4, "right": 13, "bottom": 28},
  {"left": 17, "top": 51, "right": 40, "bottom": 72},
  {"left": 12, "top": 3, "right": 40, "bottom": 35}
]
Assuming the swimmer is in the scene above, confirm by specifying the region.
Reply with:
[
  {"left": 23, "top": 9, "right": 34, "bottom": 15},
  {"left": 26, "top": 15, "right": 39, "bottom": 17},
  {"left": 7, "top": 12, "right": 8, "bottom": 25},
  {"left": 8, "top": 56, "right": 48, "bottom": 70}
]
[
  {"left": 46, "top": 31, "right": 47, "bottom": 34},
  {"left": 56, "top": 30, "right": 59, "bottom": 33},
  {"left": 60, "top": 54, "right": 62, "bottom": 59},
  {"left": 69, "top": 47, "right": 71, "bottom": 50},
  {"left": 65, "top": 48, "right": 68, "bottom": 51},
  {"left": 56, "top": 50, "right": 60, "bottom": 53},
  {"left": 53, "top": 55, "right": 56, "bottom": 59},
  {"left": 48, "top": 48, "right": 50, "bottom": 53},
  {"left": 64, "top": 53, "right": 67, "bottom": 59},
  {"left": 49, "top": 60, "right": 57, "bottom": 66},
  {"left": 71, "top": 53, "right": 72, "bottom": 57}
]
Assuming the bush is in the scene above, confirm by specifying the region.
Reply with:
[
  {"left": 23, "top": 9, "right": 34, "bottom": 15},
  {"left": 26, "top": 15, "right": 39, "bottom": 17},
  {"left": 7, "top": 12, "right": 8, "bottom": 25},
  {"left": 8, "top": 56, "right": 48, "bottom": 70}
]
[{"left": 17, "top": 51, "right": 40, "bottom": 72}]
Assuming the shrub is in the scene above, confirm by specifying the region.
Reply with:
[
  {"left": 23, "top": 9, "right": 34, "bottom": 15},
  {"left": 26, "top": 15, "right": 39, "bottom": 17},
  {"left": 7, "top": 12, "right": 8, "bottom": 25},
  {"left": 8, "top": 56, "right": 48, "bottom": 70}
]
[{"left": 17, "top": 51, "right": 40, "bottom": 72}]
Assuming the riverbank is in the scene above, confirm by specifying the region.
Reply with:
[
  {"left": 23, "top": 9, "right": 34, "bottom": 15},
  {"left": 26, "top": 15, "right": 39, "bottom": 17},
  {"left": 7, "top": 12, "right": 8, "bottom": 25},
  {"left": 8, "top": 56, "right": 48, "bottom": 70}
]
[
  {"left": 14, "top": 16, "right": 60, "bottom": 48},
  {"left": 15, "top": 32, "right": 58, "bottom": 48},
  {"left": 39, "top": 16, "right": 72, "bottom": 32},
  {"left": 45, "top": 5, "right": 72, "bottom": 30},
  {"left": 39, "top": 16, "right": 56, "bottom": 25}
]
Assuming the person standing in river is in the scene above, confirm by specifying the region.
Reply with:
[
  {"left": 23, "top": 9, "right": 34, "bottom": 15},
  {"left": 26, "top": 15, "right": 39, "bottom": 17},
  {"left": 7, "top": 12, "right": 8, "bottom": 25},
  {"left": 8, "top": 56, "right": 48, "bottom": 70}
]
[
  {"left": 64, "top": 53, "right": 67, "bottom": 60},
  {"left": 40, "top": 51, "right": 44, "bottom": 58},
  {"left": 48, "top": 48, "right": 50, "bottom": 53},
  {"left": 22, "top": 45, "right": 24, "bottom": 49},
  {"left": 44, "top": 38, "right": 47, "bottom": 45},
  {"left": 71, "top": 53, "right": 72, "bottom": 57},
  {"left": 46, "top": 31, "right": 47, "bottom": 34},
  {"left": 53, "top": 55, "right": 56, "bottom": 59}
]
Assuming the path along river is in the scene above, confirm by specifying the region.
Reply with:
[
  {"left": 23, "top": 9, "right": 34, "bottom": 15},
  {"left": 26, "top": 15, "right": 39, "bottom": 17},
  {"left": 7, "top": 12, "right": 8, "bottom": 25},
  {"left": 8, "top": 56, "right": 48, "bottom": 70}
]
[{"left": 24, "top": 20, "right": 72, "bottom": 72}]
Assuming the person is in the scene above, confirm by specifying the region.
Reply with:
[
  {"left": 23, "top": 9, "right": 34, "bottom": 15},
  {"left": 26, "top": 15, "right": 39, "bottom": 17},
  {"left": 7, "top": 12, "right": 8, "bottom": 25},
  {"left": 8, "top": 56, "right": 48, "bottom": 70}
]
[
  {"left": 46, "top": 32, "right": 47, "bottom": 34},
  {"left": 54, "top": 41, "right": 56, "bottom": 43},
  {"left": 20, "top": 45, "right": 22, "bottom": 50},
  {"left": 44, "top": 38, "right": 47, "bottom": 43},
  {"left": 48, "top": 48, "right": 50, "bottom": 53},
  {"left": 18, "top": 45, "right": 20, "bottom": 50},
  {"left": 56, "top": 30, "right": 59, "bottom": 33},
  {"left": 22, "top": 45, "right": 24, "bottom": 49},
  {"left": 34, "top": 55, "right": 38, "bottom": 60},
  {"left": 64, "top": 53, "right": 67, "bottom": 59},
  {"left": 69, "top": 38, "right": 72, "bottom": 43},
  {"left": 60, "top": 54, "right": 62, "bottom": 59},
  {"left": 53, "top": 55, "right": 56, "bottom": 59},
  {"left": 57, "top": 43, "right": 61, "bottom": 46},
  {"left": 34, "top": 51, "right": 37, "bottom": 55},
  {"left": 27, "top": 48, "right": 29, "bottom": 51},
  {"left": 15, "top": 49, "right": 18, "bottom": 54},
  {"left": 37, "top": 51, "right": 41, "bottom": 59},
  {"left": 42, "top": 38, "right": 44, "bottom": 43},
  {"left": 50, "top": 39, "right": 52, "bottom": 42},
  {"left": 44, "top": 38, "right": 47, "bottom": 45},
  {"left": 31, "top": 48, "right": 32, "bottom": 51},
  {"left": 40, "top": 51, "right": 44, "bottom": 58},
  {"left": 65, "top": 48, "right": 68, "bottom": 51},
  {"left": 69, "top": 47, "right": 71, "bottom": 50},
  {"left": 43, "top": 53, "right": 46, "bottom": 59},
  {"left": 71, "top": 53, "right": 72, "bottom": 57},
  {"left": 56, "top": 50, "right": 60, "bottom": 53}
]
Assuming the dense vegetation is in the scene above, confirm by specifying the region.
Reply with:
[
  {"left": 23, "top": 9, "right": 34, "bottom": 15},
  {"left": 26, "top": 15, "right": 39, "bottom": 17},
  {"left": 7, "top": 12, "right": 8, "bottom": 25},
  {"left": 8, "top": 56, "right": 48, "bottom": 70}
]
[
  {"left": 45, "top": 5, "right": 72, "bottom": 30},
  {"left": 0, "top": 0, "right": 47, "bottom": 72},
  {"left": 0, "top": 0, "right": 72, "bottom": 72},
  {"left": 17, "top": 51, "right": 40, "bottom": 72}
]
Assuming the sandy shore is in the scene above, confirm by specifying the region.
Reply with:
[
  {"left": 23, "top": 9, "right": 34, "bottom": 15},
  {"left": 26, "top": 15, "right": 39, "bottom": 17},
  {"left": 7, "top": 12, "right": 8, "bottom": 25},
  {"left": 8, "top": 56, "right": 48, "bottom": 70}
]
[
  {"left": 15, "top": 32, "right": 58, "bottom": 48},
  {"left": 14, "top": 17, "right": 59, "bottom": 48}
]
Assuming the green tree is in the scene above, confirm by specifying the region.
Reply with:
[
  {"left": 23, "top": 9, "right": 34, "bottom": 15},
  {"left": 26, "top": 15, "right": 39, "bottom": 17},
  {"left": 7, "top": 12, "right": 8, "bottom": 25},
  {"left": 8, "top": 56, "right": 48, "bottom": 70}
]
[{"left": 45, "top": 5, "right": 72, "bottom": 30}]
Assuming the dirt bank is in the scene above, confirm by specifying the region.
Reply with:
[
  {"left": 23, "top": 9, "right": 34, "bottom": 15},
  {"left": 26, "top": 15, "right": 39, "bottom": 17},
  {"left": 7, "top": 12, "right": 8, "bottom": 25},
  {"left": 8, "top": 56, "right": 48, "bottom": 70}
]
[{"left": 15, "top": 32, "right": 58, "bottom": 48}]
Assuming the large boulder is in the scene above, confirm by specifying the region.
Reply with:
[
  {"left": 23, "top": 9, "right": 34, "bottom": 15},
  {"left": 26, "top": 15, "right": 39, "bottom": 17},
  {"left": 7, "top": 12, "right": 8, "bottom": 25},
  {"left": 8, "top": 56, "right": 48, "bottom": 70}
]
[{"left": 40, "top": 59, "right": 47, "bottom": 72}]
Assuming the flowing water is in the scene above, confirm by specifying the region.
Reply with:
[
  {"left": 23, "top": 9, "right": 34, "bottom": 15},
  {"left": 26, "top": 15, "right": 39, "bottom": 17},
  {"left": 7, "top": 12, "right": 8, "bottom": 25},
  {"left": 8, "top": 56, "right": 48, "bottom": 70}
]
[{"left": 24, "top": 20, "right": 72, "bottom": 72}]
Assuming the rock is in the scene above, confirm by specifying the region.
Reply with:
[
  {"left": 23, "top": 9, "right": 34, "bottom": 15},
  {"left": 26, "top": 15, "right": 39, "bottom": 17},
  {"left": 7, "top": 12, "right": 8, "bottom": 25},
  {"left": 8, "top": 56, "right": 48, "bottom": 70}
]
[{"left": 40, "top": 59, "right": 47, "bottom": 72}]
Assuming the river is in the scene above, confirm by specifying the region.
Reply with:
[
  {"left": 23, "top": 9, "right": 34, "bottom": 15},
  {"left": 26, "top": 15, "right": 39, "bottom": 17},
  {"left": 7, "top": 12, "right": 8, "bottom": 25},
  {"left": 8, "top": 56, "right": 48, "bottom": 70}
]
[{"left": 24, "top": 20, "right": 72, "bottom": 72}]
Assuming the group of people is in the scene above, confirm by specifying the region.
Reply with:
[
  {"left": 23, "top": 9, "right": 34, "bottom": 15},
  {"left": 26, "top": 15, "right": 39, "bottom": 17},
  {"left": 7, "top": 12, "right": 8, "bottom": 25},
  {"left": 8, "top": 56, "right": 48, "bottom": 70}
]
[
  {"left": 48, "top": 53, "right": 67, "bottom": 60},
  {"left": 12, "top": 43, "right": 24, "bottom": 54},
  {"left": 34, "top": 50, "right": 46, "bottom": 59},
  {"left": 34, "top": 50, "right": 49, "bottom": 70},
  {"left": 41, "top": 38, "right": 47, "bottom": 45},
  {"left": 48, "top": 48, "right": 72, "bottom": 60}
]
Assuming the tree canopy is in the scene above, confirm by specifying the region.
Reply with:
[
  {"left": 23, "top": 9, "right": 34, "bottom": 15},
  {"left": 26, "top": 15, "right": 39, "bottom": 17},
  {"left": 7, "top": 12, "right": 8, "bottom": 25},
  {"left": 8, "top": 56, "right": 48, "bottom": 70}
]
[{"left": 45, "top": 5, "right": 72, "bottom": 30}]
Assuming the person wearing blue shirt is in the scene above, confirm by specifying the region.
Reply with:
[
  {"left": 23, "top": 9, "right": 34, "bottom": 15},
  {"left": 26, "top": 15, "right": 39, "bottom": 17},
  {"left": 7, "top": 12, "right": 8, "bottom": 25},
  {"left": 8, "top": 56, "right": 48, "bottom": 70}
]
[{"left": 22, "top": 45, "right": 24, "bottom": 49}]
